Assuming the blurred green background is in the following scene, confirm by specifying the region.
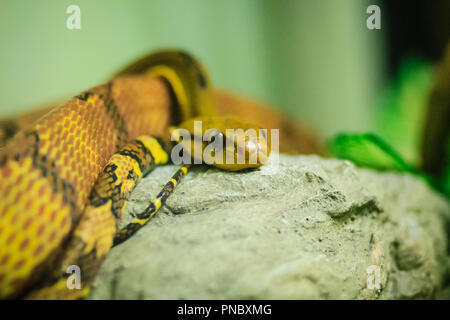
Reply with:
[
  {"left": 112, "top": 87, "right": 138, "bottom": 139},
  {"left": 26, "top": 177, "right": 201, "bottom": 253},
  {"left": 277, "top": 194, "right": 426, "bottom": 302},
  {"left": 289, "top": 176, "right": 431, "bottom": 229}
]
[
  {"left": 0, "top": 0, "right": 386, "bottom": 139},
  {"left": 1, "top": 0, "right": 448, "bottom": 194}
]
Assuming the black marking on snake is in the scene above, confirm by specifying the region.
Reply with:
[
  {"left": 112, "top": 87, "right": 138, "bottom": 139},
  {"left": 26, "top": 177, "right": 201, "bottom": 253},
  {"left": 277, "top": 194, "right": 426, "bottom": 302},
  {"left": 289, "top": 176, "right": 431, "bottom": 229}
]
[
  {"left": 134, "top": 139, "right": 152, "bottom": 155},
  {"left": 134, "top": 181, "right": 174, "bottom": 221},
  {"left": 88, "top": 162, "right": 132, "bottom": 219},
  {"left": 89, "top": 138, "right": 161, "bottom": 220},
  {"left": 113, "top": 223, "right": 141, "bottom": 246},
  {"left": 74, "top": 88, "right": 129, "bottom": 167},
  {"left": 95, "top": 82, "right": 129, "bottom": 148},
  {"left": 106, "top": 163, "right": 119, "bottom": 183},
  {"left": 110, "top": 187, "right": 126, "bottom": 219},
  {"left": 118, "top": 148, "right": 144, "bottom": 173},
  {"left": 135, "top": 202, "right": 156, "bottom": 220},
  {"left": 155, "top": 136, "right": 170, "bottom": 153},
  {"left": 25, "top": 131, "right": 40, "bottom": 163},
  {"left": 0, "top": 120, "right": 19, "bottom": 144},
  {"left": 126, "top": 169, "right": 135, "bottom": 180},
  {"left": 134, "top": 139, "right": 153, "bottom": 160},
  {"left": 20, "top": 130, "right": 78, "bottom": 210},
  {"left": 89, "top": 190, "right": 109, "bottom": 208},
  {"left": 89, "top": 163, "right": 118, "bottom": 205},
  {"left": 136, "top": 139, "right": 159, "bottom": 175},
  {"left": 196, "top": 70, "right": 207, "bottom": 88},
  {"left": 117, "top": 140, "right": 156, "bottom": 174},
  {"left": 117, "top": 168, "right": 188, "bottom": 247},
  {"left": 90, "top": 186, "right": 123, "bottom": 219},
  {"left": 159, "top": 77, "right": 182, "bottom": 125},
  {"left": 74, "top": 91, "right": 92, "bottom": 101},
  {"left": 135, "top": 166, "right": 185, "bottom": 220},
  {"left": 62, "top": 180, "right": 76, "bottom": 207},
  {"left": 178, "top": 51, "right": 207, "bottom": 88},
  {"left": 0, "top": 154, "right": 6, "bottom": 167},
  {"left": 113, "top": 166, "right": 189, "bottom": 246}
]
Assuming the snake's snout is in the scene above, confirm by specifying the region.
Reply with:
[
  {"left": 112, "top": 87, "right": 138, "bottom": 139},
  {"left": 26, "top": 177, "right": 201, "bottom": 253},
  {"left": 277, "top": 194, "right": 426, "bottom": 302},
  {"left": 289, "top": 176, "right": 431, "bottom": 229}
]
[
  {"left": 219, "top": 126, "right": 271, "bottom": 171},
  {"left": 244, "top": 133, "right": 270, "bottom": 166}
]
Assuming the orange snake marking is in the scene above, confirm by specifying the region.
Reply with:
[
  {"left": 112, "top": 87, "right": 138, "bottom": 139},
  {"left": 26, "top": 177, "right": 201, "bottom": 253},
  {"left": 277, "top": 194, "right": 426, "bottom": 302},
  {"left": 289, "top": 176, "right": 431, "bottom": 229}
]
[
  {"left": 0, "top": 74, "right": 172, "bottom": 299},
  {"left": 25, "top": 136, "right": 166, "bottom": 300},
  {"left": 0, "top": 50, "right": 271, "bottom": 300}
]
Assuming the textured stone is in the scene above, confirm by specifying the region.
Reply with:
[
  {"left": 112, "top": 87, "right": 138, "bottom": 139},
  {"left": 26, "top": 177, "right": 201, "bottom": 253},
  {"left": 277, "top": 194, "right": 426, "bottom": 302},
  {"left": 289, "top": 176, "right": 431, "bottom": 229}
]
[{"left": 88, "top": 154, "right": 449, "bottom": 300}]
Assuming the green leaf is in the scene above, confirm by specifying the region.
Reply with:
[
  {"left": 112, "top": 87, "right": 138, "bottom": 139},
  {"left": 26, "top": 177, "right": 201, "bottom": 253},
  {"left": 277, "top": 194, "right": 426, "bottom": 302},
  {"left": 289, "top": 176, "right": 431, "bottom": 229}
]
[{"left": 328, "top": 133, "right": 415, "bottom": 173}]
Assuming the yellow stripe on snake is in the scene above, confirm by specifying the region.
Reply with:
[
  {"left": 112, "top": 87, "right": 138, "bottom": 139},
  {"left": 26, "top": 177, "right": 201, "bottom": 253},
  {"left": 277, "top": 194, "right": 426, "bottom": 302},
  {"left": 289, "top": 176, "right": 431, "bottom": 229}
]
[{"left": 0, "top": 51, "right": 274, "bottom": 299}]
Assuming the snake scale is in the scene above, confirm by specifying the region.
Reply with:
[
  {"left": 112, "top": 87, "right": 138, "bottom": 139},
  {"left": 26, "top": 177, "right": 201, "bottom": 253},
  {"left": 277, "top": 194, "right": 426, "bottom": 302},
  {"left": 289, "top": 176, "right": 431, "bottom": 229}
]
[{"left": 0, "top": 50, "right": 318, "bottom": 299}]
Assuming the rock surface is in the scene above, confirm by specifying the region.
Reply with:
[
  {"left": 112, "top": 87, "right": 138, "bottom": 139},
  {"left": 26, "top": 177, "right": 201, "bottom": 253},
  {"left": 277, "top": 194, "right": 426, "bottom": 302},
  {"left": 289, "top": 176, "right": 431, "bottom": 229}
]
[{"left": 88, "top": 154, "right": 449, "bottom": 299}]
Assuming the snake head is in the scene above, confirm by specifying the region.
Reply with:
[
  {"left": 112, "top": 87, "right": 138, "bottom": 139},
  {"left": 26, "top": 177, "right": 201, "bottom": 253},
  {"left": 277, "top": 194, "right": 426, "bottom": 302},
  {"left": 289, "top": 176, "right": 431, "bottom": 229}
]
[{"left": 170, "top": 116, "right": 271, "bottom": 171}]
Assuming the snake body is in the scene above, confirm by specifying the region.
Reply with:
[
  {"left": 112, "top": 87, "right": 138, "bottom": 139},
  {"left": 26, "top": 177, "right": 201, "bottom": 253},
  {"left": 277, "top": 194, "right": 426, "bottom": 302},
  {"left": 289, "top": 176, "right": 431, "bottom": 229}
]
[
  {"left": 0, "top": 50, "right": 274, "bottom": 299},
  {"left": 0, "top": 51, "right": 254, "bottom": 299},
  {"left": 0, "top": 73, "right": 169, "bottom": 298}
]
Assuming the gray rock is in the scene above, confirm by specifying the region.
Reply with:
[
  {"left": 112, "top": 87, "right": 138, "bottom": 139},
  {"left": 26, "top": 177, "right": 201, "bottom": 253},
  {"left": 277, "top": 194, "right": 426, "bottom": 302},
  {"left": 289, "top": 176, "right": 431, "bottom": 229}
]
[{"left": 88, "top": 154, "right": 449, "bottom": 300}]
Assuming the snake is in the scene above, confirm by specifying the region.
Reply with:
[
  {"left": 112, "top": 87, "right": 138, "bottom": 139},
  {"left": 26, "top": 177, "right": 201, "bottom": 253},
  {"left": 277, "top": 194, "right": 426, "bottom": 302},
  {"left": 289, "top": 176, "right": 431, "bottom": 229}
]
[{"left": 0, "top": 50, "right": 273, "bottom": 299}]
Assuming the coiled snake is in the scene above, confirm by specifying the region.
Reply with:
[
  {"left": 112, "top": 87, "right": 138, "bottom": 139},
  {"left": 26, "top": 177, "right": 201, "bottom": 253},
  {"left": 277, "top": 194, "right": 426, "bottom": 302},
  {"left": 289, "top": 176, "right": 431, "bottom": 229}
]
[{"left": 0, "top": 50, "right": 317, "bottom": 299}]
